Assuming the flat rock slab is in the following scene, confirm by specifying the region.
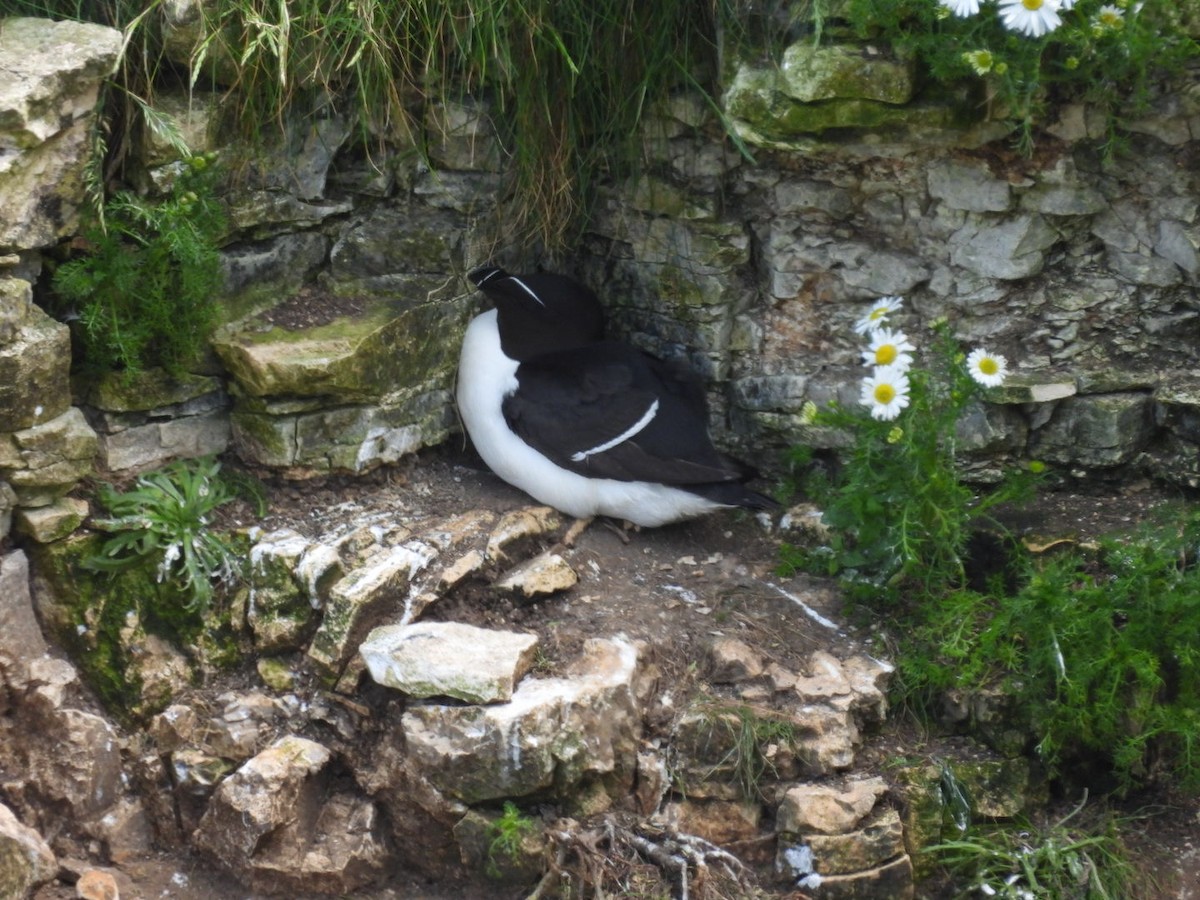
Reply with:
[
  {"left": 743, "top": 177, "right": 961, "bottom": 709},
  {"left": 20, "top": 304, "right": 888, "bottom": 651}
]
[{"left": 360, "top": 621, "right": 538, "bottom": 704}]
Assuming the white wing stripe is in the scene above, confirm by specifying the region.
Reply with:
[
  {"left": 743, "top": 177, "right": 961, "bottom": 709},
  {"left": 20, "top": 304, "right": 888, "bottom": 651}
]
[
  {"left": 571, "top": 399, "right": 659, "bottom": 462},
  {"left": 508, "top": 276, "right": 545, "bottom": 307}
]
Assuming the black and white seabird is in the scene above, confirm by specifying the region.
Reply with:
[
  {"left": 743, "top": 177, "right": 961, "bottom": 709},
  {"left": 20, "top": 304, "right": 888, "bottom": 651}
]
[{"left": 456, "top": 265, "right": 776, "bottom": 528}]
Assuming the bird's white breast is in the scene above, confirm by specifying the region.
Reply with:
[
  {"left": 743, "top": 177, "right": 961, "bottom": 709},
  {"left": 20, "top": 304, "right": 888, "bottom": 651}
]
[{"left": 456, "top": 309, "right": 723, "bottom": 526}]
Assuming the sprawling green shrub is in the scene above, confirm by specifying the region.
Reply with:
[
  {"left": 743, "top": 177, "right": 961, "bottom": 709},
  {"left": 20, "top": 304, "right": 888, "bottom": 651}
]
[
  {"left": 52, "top": 155, "right": 226, "bottom": 377},
  {"left": 897, "top": 506, "right": 1200, "bottom": 791}
]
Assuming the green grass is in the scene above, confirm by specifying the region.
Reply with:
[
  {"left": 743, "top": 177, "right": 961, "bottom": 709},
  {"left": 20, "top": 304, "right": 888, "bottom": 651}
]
[
  {"left": 927, "top": 792, "right": 1134, "bottom": 900},
  {"left": 15, "top": 0, "right": 737, "bottom": 252}
]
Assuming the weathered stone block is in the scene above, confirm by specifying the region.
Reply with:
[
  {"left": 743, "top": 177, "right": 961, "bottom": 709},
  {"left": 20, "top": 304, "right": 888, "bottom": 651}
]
[
  {"left": 1155, "top": 381, "right": 1200, "bottom": 443},
  {"left": 928, "top": 160, "right": 1012, "bottom": 213},
  {"left": 0, "top": 277, "right": 34, "bottom": 345},
  {"left": 777, "top": 777, "right": 887, "bottom": 836},
  {"left": 949, "top": 214, "right": 1059, "bottom": 280},
  {"left": 402, "top": 638, "right": 641, "bottom": 804},
  {"left": 98, "top": 410, "right": 231, "bottom": 472},
  {"left": 0, "top": 18, "right": 121, "bottom": 249},
  {"left": 0, "top": 801, "right": 56, "bottom": 898},
  {"left": 493, "top": 550, "right": 578, "bottom": 599},
  {"left": 361, "top": 621, "right": 539, "bottom": 703},
  {"left": 3, "top": 407, "right": 98, "bottom": 506},
  {"left": 307, "top": 541, "right": 439, "bottom": 678},
  {"left": 14, "top": 496, "right": 87, "bottom": 543},
  {"left": 1032, "top": 392, "right": 1155, "bottom": 467},
  {"left": 798, "top": 808, "right": 906, "bottom": 876},
  {"left": 779, "top": 44, "right": 915, "bottom": 105},
  {"left": 247, "top": 529, "right": 320, "bottom": 653},
  {"left": 0, "top": 303, "right": 71, "bottom": 432}
]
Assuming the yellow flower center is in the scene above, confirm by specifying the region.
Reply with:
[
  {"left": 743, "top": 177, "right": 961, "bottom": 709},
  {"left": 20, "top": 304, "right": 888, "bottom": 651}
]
[
  {"left": 1022, "top": 0, "right": 1043, "bottom": 9},
  {"left": 874, "top": 383, "right": 896, "bottom": 405},
  {"left": 869, "top": 307, "right": 888, "bottom": 322},
  {"left": 875, "top": 344, "right": 898, "bottom": 365},
  {"left": 979, "top": 357, "right": 999, "bottom": 376}
]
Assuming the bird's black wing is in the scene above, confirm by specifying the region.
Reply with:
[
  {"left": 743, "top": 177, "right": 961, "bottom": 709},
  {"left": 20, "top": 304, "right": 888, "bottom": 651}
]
[{"left": 502, "top": 343, "right": 742, "bottom": 485}]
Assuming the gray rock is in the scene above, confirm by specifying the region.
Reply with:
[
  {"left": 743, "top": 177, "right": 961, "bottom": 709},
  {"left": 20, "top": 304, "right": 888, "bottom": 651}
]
[
  {"left": 795, "top": 807, "right": 906, "bottom": 877},
  {"left": 0, "top": 800, "right": 56, "bottom": 898},
  {"left": 139, "top": 88, "right": 223, "bottom": 166},
  {"left": 402, "top": 637, "right": 641, "bottom": 803},
  {"left": 0, "top": 277, "right": 33, "bottom": 346},
  {"left": 1019, "top": 182, "right": 1106, "bottom": 216},
  {"left": 1032, "top": 393, "right": 1156, "bottom": 467},
  {"left": 708, "top": 637, "right": 764, "bottom": 683},
  {"left": 3, "top": 407, "right": 98, "bottom": 507},
  {"left": 0, "top": 18, "right": 122, "bottom": 249},
  {"left": 775, "top": 179, "right": 855, "bottom": 218},
  {"left": 194, "top": 734, "right": 332, "bottom": 864},
  {"left": 308, "top": 541, "right": 440, "bottom": 678},
  {"left": 0, "top": 480, "right": 15, "bottom": 541},
  {"left": 329, "top": 205, "right": 464, "bottom": 284},
  {"left": 247, "top": 529, "right": 320, "bottom": 653},
  {"left": 11, "top": 707, "right": 123, "bottom": 820},
  {"left": 1107, "top": 247, "right": 1183, "bottom": 286},
  {"left": 493, "top": 551, "right": 578, "bottom": 599},
  {"left": 927, "top": 160, "right": 1011, "bottom": 213},
  {"left": 14, "top": 496, "right": 87, "bottom": 543},
  {"left": 949, "top": 214, "right": 1059, "bottom": 280},
  {"left": 97, "top": 410, "right": 231, "bottom": 472},
  {"left": 1156, "top": 381, "right": 1200, "bottom": 443},
  {"left": 425, "top": 99, "right": 503, "bottom": 172},
  {"left": 1154, "top": 220, "right": 1199, "bottom": 275},
  {"left": 219, "top": 232, "right": 330, "bottom": 298},
  {"left": 361, "top": 621, "right": 539, "bottom": 703},
  {"left": 0, "top": 550, "right": 46, "bottom": 687},
  {"left": 0, "top": 299, "right": 71, "bottom": 432}
]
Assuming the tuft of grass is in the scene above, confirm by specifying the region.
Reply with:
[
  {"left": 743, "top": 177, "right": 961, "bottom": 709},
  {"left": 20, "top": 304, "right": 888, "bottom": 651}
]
[
  {"left": 926, "top": 792, "right": 1134, "bottom": 900},
  {"left": 27, "top": 0, "right": 740, "bottom": 253}
]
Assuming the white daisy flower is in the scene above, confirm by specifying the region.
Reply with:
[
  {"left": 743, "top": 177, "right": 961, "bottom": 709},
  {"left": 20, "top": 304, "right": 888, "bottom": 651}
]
[
  {"left": 998, "top": 0, "right": 1062, "bottom": 37},
  {"left": 861, "top": 327, "right": 916, "bottom": 371},
  {"left": 861, "top": 365, "right": 911, "bottom": 421},
  {"left": 1094, "top": 5, "right": 1124, "bottom": 29},
  {"left": 940, "top": 0, "right": 982, "bottom": 15},
  {"left": 966, "top": 347, "right": 1008, "bottom": 387},
  {"left": 853, "top": 296, "right": 904, "bottom": 335}
]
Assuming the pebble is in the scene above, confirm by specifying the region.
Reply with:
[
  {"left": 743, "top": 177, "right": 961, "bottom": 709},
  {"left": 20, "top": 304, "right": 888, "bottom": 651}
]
[{"left": 76, "top": 869, "right": 119, "bottom": 900}]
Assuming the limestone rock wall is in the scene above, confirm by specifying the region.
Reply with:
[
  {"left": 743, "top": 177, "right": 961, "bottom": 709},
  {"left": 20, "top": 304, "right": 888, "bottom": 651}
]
[{"left": 3, "top": 12, "right": 1200, "bottom": 553}]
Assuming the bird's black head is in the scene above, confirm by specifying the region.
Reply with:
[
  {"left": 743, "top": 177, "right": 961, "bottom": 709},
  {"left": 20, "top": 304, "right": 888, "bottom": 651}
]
[{"left": 469, "top": 265, "right": 605, "bottom": 360}]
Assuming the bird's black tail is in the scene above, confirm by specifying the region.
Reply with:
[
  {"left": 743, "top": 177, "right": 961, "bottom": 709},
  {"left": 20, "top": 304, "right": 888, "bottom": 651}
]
[{"left": 685, "top": 481, "right": 780, "bottom": 513}]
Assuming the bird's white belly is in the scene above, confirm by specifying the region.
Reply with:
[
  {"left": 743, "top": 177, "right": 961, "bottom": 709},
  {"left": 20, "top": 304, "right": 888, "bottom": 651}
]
[{"left": 456, "top": 310, "right": 723, "bottom": 527}]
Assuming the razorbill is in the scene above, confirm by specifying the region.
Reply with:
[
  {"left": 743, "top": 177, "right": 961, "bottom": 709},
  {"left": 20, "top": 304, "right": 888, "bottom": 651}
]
[{"left": 456, "top": 265, "right": 776, "bottom": 528}]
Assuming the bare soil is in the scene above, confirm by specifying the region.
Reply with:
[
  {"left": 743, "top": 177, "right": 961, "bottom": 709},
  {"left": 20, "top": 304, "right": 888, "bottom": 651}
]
[{"left": 31, "top": 445, "right": 1200, "bottom": 899}]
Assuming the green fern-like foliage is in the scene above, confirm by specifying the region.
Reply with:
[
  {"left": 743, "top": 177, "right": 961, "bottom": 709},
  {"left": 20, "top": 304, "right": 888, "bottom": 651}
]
[{"left": 53, "top": 155, "right": 226, "bottom": 378}]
